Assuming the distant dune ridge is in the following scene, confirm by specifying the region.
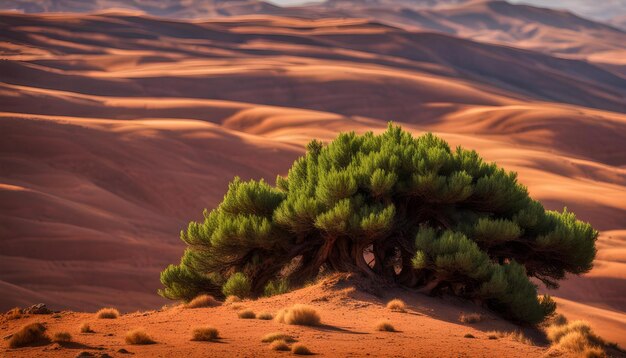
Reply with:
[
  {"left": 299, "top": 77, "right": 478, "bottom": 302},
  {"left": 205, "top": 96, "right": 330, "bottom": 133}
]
[{"left": 0, "top": 0, "right": 625, "bottom": 350}]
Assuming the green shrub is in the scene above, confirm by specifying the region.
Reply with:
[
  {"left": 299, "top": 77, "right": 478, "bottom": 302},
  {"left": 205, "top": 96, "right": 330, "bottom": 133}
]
[
  {"left": 222, "top": 273, "right": 251, "bottom": 299},
  {"left": 160, "top": 124, "right": 597, "bottom": 324}
]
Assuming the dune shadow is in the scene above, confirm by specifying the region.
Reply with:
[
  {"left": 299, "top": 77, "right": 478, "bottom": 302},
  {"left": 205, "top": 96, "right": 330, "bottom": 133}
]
[{"left": 59, "top": 341, "right": 104, "bottom": 350}]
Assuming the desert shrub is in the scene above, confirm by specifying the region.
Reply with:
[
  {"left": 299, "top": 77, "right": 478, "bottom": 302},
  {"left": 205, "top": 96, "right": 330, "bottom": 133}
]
[
  {"left": 552, "top": 313, "right": 568, "bottom": 326},
  {"left": 464, "top": 333, "right": 475, "bottom": 339},
  {"left": 257, "top": 312, "right": 273, "bottom": 320},
  {"left": 375, "top": 321, "right": 396, "bottom": 332},
  {"left": 546, "top": 320, "right": 605, "bottom": 355},
  {"left": 459, "top": 313, "right": 484, "bottom": 324},
  {"left": 229, "top": 303, "right": 244, "bottom": 311},
  {"left": 8, "top": 323, "right": 48, "bottom": 348},
  {"left": 264, "top": 278, "right": 290, "bottom": 297},
  {"left": 510, "top": 330, "right": 533, "bottom": 345},
  {"left": 96, "top": 308, "right": 119, "bottom": 319},
  {"left": 191, "top": 327, "right": 219, "bottom": 341},
  {"left": 238, "top": 309, "right": 256, "bottom": 319},
  {"left": 262, "top": 332, "right": 295, "bottom": 343},
  {"left": 583, "top": 347, "right": 607, "bottom": 358},
  {"left": 185, "top": 294, "right": 220, "bottom": 309},
  {"left": 224, "top": 295, "right": 241, "bottom": 304},
  {"left": 386, "top": 299, "right": 406, "bottom": 312},
  {"left": 52, "top": 331, "right": 72, "bottom": 343},
  {"left": 292, "top": 343, "right": 313, "bottom": 355},
  {"left": 80, "top": 323, "right": 94, "bottom": 333},
  {"left": 275, "top": 305, "right": 320, "bottom": 326},
  {"left": 160, "top": 125, "right": 597, "bottom": 324},
  {"left": 222, "top": 273, "right": 252, "bottom": 299},
  {"left": 6, "top": 307, "right": 22, "bottom": 320},
  {"left": 488, "top": 333, "right": 498, "bottom": 340},
  {"left": 269, "top": 339, "right": 290, "bottom": 351},
  {"left": 125, "top": 329, "right": 156, "bottom": 345}
]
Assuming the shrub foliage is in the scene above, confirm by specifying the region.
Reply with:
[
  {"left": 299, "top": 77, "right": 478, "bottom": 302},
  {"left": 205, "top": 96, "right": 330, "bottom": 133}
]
[{"left": 160, "top": 124, "right": 597, "bottom": 324}]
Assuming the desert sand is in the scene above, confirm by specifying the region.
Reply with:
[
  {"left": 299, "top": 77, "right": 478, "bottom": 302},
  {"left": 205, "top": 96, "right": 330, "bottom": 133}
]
[{"left": 1, "top": 7, "right": 625, "bottom": 356}]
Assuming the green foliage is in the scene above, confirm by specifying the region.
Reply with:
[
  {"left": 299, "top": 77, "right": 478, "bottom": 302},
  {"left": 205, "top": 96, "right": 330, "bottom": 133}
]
[
  {"left": 160, "top": 123, "right": 597, "bottom": 325},
  {"left": 222, "top": 272, "right": 252, "bottom": 298}
]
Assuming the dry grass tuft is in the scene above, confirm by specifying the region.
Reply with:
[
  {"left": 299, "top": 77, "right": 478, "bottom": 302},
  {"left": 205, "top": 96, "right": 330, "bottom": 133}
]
[
  {"left": 261, "top": 332, "right": 295, "bottom": 343},
  {"left": 546, "top": 320, "right": 605, "bottom": 356},
  {"left": 291, "top": 343, "right": 313, "bottom": 355},
  {"left": 459, "top": 313, "right": 484, "bottom": 324},
  {"left": 191, "top": 326, "right": 219, "bottom": 341},
  {"left": 375, "top": 320, "right": 396, "bottom": 332},
  {"left": 80, "top": 322, "right": 94, "bottom": 333},
  {"left": 125, "top": 329, "right": 156, "bottom": 345},
  {"left": 386, "top": 299, "right": 406, "bottom": 312},
  {"left": 238, "top": 309, "right": 256, "bottom": 319},
  {"left": 275, "top": 304, "right": 320, "bottom": 326},
  {"left": 6, "top": 307, "right": 22, "bottom": 320},
  {"left": 8, "top": 322, "right": 48, "bottom": 348},
  {"left": 552, "top": 313, "right": 568, "bottom": 326},
  {"left": 52, "top": 331, "right": 72, "bottom": 343},
  {"left": 185, "top": 294, "right": 220, "bottom": 309},
  {"left": 96, "top": 307, "right": 119, "bottom": 319},
  {"left": 224, "top": 295, "right": 241, "bottom": 304},
  {"left": 269, "top": 339, "right": 290, "bottom": 351},
  {"left": 510, "top": 330, "right": 533, "bottom": 345},
  {"left": 464, "top": 333, "right": 475, "bottom": 339},
  {"left": 256, "top": 312, "right": 273, "bottom": 320}
]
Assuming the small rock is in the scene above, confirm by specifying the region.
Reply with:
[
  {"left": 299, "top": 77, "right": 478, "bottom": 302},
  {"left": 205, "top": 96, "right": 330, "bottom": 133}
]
[
  {"left": 99, "top": 354, "right": 113, "bottom": 358},
  {"left": 23, "top": 303, "right": 52, "bottom": 315},
  {"left": 117, "top": 348, "right": 133, "bottom": 354},
  {"left": 75, "top": 352, "right": 95, "bottom": 358}
]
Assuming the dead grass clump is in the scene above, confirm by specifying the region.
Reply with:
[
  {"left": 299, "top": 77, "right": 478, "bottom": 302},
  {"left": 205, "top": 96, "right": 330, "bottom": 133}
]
[
  {"left": 464, "top": 333, "right": 475, "bottom": 339},
  {"left": 257, "top": 312, "right": 273, "bottom": 320},
  {"left": 6, "top": 307, "right": 22, "bottom": 320},
  {"left": 552, "top": 313, "right": 568, "bottom": 326},
  {"left": 185, "top": 294, "right": 220, "bottom": 309},
  {"left": 238, "top": 309, "right": 256, "bottom": 319},
  {"left": 191, "top": 326, "right": 219, "bottom": 341},
  {"left": 52, "top": 331, "right": 72, "bottom": 343},
  {"left": 96, "top": 307, "right": 119, "bottom": 319},
  {"left": 459, "top": 313, "right": 484, "bottom": 324},
  {"left": 224, "top": 295, "right": 241, "bottom": 304},
  {"left": 386, "top": 299, "right": 406, "bottom": 312},
  {"left": 125, "top": 329, "right": 156, "bottom": 345},
  {"left": 269, "top": 339, "right": 290, "bottom": 351},
  {"left": 261, "top": 332, "right": 295, "bottom": 343},
  {"left": 510, "top": 330, "right": 533, "bottom": 345},
  {"left": 80, "top": 322, "right": 94, "bottom": 333},
  {"left": 546, "top": 320, "right": 605, "bottom": 356},
  {"left": 375, "top": 320, "right": 396, "bottom": 332},
  {"left": 8, "top": 323, "right": 48, "bottom": 348},
  {"left": 292, "top": 343, "right": 313, "bottom": 355},
  {"left": 275, "top": 304, "right": 320, "bottom": 326}
]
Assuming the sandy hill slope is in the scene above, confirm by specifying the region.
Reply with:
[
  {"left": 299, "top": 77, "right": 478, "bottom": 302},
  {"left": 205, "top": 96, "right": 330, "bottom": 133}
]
[
  {"left": 2, "top": 275, "right": 624, "bottom": 357},
  {"left": 0, "top": 11, "right": 625, "bottom": 349}
]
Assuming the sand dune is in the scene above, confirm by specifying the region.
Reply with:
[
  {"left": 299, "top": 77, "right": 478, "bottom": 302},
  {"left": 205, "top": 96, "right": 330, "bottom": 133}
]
[{"left": 0, "top": 10, "right": 625, "bottom": 352}]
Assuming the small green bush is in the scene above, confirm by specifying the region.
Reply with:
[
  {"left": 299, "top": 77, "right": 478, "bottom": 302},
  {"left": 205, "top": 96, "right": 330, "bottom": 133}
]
[{"left": 222, "top": 273, "right": 251, "bottom": 299}]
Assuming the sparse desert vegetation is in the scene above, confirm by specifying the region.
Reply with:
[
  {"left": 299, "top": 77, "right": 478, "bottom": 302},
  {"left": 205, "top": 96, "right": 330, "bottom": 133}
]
[
  {"left": 224, "top": 295, "right": 241, "bottom": 304},
  {"left": 459, "top": 313, "right": 484, "bottom": 324},
  {"left": 238, "top": 309, "right": 256, "bottom": 319},
  {"left": 546, "top": 320, "right": 605, "bottom": 356},
  {"left": 256, "top": 312, "right": 273, "bottom": 320},
  {"left": 375, "top": 320, "right": 396, "bottom": 332},
  {"left": 51, "top": 331, "right": 72, "bottom": 343},
  {"left": 125, "top": 329, "right": 156, "bottom": 345},
  {"left": 269, "top": 339, "right": 290, "bottom": 351},
  {"left": 262, "top": 332, "right": 295, "bottom": 343},
  {"left": 386, "top": 299, "right": 406, "bottom": 312},
  {"left": 185, "top": 294, "right": 220, "bottom": 309},
  {"left": 96, "top": 307, "right": 119, "bottom": 319},
  {"left": 191, "top": 327, "right": 219, "bottom": 341},
  {"left": 80, "top": 322, "right": 94, "bottom": 333},
  {"left": 291, "top": 343, "right": 313, "bottom": 355},
  {"left": 275, "top": 304, "right": 321, "bottom": 326},
  {"left": 221, "top": 273, "right": 252, "bottom": 299},
  {"left": 8, "top": 322, "right": 48, "bottom": 348}
]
